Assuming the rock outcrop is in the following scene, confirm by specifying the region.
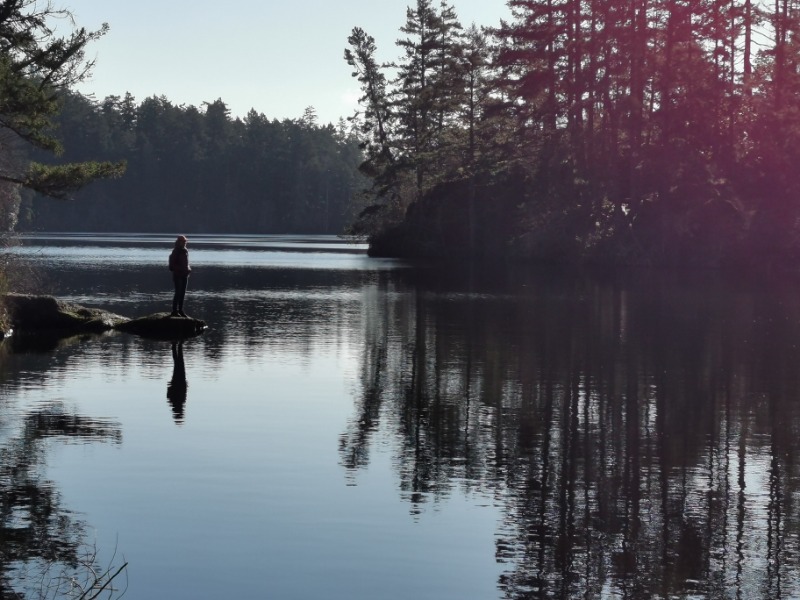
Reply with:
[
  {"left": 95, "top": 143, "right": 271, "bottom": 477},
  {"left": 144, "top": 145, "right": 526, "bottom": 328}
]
[{"left": 2, "top": 294, "right": 206, "bottom": 341}]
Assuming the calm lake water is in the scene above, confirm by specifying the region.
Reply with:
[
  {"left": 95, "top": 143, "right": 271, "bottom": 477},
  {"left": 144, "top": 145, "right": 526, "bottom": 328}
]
[{"left": 3, "top": 233, "right": 800, "bottom": 599}]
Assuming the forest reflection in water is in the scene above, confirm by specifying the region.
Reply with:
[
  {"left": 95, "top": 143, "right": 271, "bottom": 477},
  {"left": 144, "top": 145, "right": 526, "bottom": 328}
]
[
  {"left": 340, "top": 266, "right": 800, "bottom": 598},
  {"left": 0, "top": 373, "right": 124, "bottom": 597},
  {"left": 5, "top": 234, "right": 800, "bottom": 598}
]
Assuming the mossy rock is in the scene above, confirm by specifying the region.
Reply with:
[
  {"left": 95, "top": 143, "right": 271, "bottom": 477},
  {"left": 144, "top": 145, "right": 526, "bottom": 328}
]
[
  {"left": 3, "top": 293, "right": 129, "bottom": 333},
  {"left": 114, "top": 313, "right": 206, "bottom": 340}
]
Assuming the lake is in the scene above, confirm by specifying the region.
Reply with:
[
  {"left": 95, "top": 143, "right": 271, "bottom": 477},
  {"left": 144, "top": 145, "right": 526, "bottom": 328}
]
[{"left": 2, "top": 233, "right": 800, "bottom": 599}]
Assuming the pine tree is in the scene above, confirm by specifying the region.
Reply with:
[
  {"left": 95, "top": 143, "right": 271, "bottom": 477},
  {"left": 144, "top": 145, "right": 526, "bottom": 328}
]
[
  {"left": 392, "top": 0, "right": 465, "bottom": 200},
  {"left": 0, "top": 0, "right": 124, "bottom": 199}
]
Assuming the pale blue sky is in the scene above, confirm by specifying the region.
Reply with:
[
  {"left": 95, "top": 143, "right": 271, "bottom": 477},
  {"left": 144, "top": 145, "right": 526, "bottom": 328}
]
[{"left": 67, "top": 1, "right": 510, "bottom": 124}]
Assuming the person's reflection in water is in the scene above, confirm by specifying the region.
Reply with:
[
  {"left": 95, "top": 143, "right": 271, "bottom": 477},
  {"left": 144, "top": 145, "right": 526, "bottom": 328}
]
[{"left": 167, "top": 341, "right": 188, "bottom": 424}]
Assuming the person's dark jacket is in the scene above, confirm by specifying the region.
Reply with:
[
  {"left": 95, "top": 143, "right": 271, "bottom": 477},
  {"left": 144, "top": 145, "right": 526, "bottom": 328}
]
[{"left": 169, "top": 247, "right": 191, "bottom": 278}]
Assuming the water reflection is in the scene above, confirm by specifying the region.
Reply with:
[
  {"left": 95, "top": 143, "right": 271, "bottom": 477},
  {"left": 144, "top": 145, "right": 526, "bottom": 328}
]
[
  {"left": 167, "top": 342, "right": 188, "bottom": 424},
  {"left": 0, "top": 400, "right": 123, "bottom": 597},
  {"left": 8, "top": 235, "right": 800, "bottom": 598},
  {"left": 341, "top": 268, "right": 800, "bottom": 598}
]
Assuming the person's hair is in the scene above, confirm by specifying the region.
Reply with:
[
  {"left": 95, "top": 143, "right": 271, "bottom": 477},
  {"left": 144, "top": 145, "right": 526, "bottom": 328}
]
[{"left": 175, "top": 235, "right": 187, "bottom": 247}]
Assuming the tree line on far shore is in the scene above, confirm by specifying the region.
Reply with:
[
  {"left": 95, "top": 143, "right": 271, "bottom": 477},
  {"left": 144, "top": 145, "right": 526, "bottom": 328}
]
[
  {"left": 17, "top": 95, "right": 366, "bottom": 234},
  {"left": 8, "top": 0, "right": 800, "bottom": 267},
  {"left": 347, "top": 0, "right": 800, "bottom": 267}
]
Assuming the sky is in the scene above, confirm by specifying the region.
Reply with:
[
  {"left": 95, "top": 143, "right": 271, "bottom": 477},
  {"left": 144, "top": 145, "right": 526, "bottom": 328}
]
[{"left": 66, "top": 1, "right": 511, "bottom": 125}]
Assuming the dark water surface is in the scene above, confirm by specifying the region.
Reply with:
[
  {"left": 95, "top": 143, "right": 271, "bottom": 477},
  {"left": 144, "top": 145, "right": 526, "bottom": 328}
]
[{"left": 3, "top": 233, "right": 800, "bottom": 599}]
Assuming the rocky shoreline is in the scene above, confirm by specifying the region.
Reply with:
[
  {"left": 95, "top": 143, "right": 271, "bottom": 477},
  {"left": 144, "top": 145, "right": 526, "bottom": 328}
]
[{"left": 1, "top": 294, "right": 207, "bottom": 341}]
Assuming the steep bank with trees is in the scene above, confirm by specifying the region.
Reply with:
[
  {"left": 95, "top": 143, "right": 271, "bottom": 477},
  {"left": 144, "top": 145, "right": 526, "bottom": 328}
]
[
  {"left": 20, "top": 96, "right": 367, "bottom": 234},
  {"left": 347, "top": 0, "right": 800, "bottom": 268}
]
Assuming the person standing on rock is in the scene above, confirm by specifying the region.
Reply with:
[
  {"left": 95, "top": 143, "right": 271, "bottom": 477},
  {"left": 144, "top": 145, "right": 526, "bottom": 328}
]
[{"left": 169, "top": 235, "right": 191, "bottom": 317}]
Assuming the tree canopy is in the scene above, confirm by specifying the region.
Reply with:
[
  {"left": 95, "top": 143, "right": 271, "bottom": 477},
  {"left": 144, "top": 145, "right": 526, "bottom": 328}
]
[
  {"left": 1, "top": 0, "right": 366, "bottom": 236},
  {"left": 347, "top": 0, "right": 800, "bottom": 268},
  {"left": 20, "top": 94, "right": 366, "bottom": 234}
]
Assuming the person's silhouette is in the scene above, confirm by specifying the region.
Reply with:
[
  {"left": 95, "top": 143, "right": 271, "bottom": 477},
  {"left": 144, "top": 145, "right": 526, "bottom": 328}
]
[{"left": 167, "top": 341, "right": 188, "bottom": 424}]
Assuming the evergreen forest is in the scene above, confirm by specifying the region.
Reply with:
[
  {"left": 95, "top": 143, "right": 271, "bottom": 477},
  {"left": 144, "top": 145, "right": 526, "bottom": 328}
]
[
  {"left": 20, "top": 95, "right": 365, "bottom": 234},
  {"left": 346, "top": 0, "right": 800, "bottom": 267},
  {"left": 9, "top": 0, "right": 800, "bottom": 267}
]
